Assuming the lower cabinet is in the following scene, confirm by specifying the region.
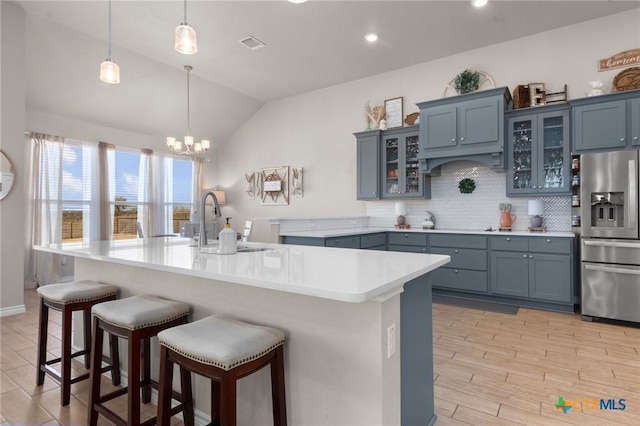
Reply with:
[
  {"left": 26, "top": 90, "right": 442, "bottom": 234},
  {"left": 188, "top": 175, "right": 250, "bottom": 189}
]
[
  {"left": 429, "top": 234, "right": 488, "bottom": 293},
  {"left": 489, "top": 236, "right": 572, "bottom": 304},
  {"left": 387, "top": 232, "right": 428, "bottom": 253},
  {"left": 282, "top": 232, "right": 387, "bottom": 250}
]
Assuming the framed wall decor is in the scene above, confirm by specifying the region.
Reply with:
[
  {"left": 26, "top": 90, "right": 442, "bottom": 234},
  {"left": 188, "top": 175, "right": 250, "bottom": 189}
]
[
  {"left": 259, "top": 166, "right": 289, "bottom": 205},
  {"left": 384, "top": 97, "right": 403, "bottom": 129}
]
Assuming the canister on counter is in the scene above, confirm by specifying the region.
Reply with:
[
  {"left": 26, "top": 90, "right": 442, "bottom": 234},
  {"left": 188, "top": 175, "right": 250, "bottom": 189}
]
[
  {"left": 572, "top": 215, "right": 581, "bottom": 227},
  {"left": 572, "top": 158, "right": 580, "bottom": 170},
  {"left": 572, "top": 195, "right": 580, "bottom": 206}
]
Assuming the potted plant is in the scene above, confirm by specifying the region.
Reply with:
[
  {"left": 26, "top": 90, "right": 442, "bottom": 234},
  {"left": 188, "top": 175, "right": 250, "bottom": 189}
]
[{"left": 454, "top": 69, "right": 480, "bottom": 94}]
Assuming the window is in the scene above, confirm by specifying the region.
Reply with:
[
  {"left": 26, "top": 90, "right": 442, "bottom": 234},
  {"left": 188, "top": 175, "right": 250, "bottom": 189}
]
[
  {"left": 61, "top": 141, "right": 92, "bottom": 243},
  {"left": 167, "top": 157, "right": 194, "bottom": 233},
  {"left": 113, "top": 149, "right": 145, "bottom": 239}
]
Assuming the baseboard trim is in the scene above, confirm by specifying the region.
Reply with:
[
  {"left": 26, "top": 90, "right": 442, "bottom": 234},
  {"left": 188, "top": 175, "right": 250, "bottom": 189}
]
[{"left": 0, "top": 304, "right": 26, "bottom": 317}]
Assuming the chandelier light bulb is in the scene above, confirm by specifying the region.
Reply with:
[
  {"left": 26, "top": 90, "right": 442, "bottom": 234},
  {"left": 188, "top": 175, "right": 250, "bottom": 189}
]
[
  {"left": 166, "top": 137, "right": 176, "bottom": 148},
  {"left": 201, "top": 140, "right": 210, "bottom": 150},
  {"left": 472, "top": 0, "right": 488, "bottom": 8},
  {"left": 184, "top": 135, "right": 194, "bottom": 147}
]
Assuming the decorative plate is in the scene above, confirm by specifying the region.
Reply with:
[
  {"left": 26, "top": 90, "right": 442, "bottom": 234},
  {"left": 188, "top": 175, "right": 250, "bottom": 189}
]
[
  {"left": 612, "top": 67, "right": 640, "bottom": 92},
  {"left": 442, "top": 70, "right": 495, "bottom": 97}
]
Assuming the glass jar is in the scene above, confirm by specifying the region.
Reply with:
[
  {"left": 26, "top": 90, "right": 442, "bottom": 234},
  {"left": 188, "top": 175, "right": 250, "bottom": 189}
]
[
  {"left": 572, "top": 158, "right": 580, "bottom": 170},
  {"left": 572, "top": 175, "right": 580, "bottom": 187},
  {"left": 572, "top": 195, "right": 580, "bottom": 206},
  {"left": 572, "top": 215, "right": 581, "bottom": 227}
]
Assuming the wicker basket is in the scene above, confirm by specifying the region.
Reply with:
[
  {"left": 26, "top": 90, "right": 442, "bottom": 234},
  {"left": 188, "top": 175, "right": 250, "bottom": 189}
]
[{"left": 612, "top": 67, "right": 640, "bottom": 92}]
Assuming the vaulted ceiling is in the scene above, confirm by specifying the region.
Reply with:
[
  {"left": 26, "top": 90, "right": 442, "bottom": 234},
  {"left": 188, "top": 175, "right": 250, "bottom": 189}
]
[{"left": 17, "top": 1, "right": 639, "bottom": 142}]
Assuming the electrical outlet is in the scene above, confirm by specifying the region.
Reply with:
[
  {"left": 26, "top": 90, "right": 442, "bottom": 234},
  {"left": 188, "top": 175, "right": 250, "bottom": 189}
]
[{"left": 387, "top": 323, "right": 397, "bottom": 358}]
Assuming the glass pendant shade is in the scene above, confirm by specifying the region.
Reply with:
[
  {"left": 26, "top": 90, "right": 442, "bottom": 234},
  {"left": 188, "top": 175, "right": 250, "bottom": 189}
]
[
  {"left": 184, "top": 135, "right": 194, "bottom": 147},
  {"left": 100, "top": 60, "right": 120, "bottom": 84},
  {"left": 201, "top": 140, "right": 210, "bottom": 150},
  {"left": 175, "top": 24, "right": 197, "bottom": 54}
]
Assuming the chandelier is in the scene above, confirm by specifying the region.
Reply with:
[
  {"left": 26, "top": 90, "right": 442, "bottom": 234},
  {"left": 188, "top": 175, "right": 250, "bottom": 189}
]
[{"left": 166, "top": 66, "right": 210, "bottom": 156}]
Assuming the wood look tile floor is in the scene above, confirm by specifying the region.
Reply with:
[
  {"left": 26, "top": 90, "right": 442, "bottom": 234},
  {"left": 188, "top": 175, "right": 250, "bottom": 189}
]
[
  {"left": 1, "top": 290, "right": 639, "bottom": 425},
  {"left": 0, "top": 290, "right": 183, "bottom": 426}
]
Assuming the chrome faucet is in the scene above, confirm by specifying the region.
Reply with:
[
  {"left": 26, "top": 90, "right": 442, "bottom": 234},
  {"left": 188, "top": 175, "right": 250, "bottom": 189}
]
[{"left": 199, "top": 190, "right": 222, "bottom": 248}]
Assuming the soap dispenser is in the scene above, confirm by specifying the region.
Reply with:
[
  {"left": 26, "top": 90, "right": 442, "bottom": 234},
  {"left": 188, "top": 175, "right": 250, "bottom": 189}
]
[{"left": 218, "top": 217, "right": 237, "bottom": 254}]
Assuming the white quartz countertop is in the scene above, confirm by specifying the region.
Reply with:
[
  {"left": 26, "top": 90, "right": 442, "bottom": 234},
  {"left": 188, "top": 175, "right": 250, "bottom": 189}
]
[
  {"left": 280, "top": 227, "right": 576, "bottom": 238},
  {"left": 34, "top": 238, "right": 450, "bottom": 303}
]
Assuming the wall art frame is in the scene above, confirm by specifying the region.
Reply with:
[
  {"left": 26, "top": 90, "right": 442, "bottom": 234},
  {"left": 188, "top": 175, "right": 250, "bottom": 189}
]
[
  {"left": 384, "top": 97, "right": 403, "bottom": 129},
  {"left": 259, "top": 166, "right": 289, "bottom": 205}
]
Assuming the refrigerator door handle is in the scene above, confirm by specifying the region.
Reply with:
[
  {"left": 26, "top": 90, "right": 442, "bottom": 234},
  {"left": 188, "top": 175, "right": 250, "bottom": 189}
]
[
  {"left": 584, "top": 264, "right": 640, "bottom": 276},
  {"left": 629, "top": 158, "right": 637, "bottom": 230}
]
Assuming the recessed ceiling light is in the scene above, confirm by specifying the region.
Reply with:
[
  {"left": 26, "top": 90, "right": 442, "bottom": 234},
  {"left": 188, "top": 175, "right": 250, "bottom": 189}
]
[
  {"left": 365, "top": 33, "right": 378, "bottom": 43},
  {"left": 288, "top": 0, "right": 308, "bottom": 4},
  {"left": 472, "top": 0, "right": 488, "bottom": 8}
]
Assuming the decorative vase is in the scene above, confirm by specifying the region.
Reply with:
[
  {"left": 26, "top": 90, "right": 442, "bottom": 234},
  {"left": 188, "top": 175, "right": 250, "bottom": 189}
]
[{"left": 500, "top": 212, "right": 516, "bottom": 228}]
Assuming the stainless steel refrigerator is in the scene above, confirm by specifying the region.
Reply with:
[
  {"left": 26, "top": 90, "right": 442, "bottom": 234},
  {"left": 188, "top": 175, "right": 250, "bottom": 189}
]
[{"left": 581, "top": 150, "right": 640, "bottom": 323}]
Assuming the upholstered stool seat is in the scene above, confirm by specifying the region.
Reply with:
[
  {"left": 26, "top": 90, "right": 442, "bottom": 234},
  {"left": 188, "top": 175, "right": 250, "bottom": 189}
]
[
  {"left": 156, "top": 314, "right": 287, "bottom": 426},
  {"left": 36, "top": 280, "right": 120, "bottom": 406},
  {"left": 87, "top": 294, "right": 190, "bottom": 426}
]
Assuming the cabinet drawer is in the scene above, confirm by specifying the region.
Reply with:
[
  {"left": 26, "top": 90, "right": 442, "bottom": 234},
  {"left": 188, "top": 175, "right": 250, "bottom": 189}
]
[
  {"left": 365, "top": 245, "right": 387, "bottom": 251},
  {"left": 431, "top": 268, "right": 488, "bottom": 293},
  {"left": 430, "top": 248, "right": 487, "bottom": 271},
  {"left": 388, "top": 232, "right": 428, "bottom": 247},
  {"left": 529, "top": 238, "right": 571, "bottom": 254},
  {"left": 360, "top": 233, "right": 387, "bottom": 249},
  {"left": 325, "top": 236, "right": 360, "bottom": 249},
  {"left": 281, "top": 236, "right": 324, "bottom": 247},
  {"left": 430, "top": 234, "right": 487, "bottom": 249},
  {"left": 388, "top": 245, "right": 428, "bottom": 254},
  {"left": 490, "top": 236, "right": 528, "bottom": 251}
]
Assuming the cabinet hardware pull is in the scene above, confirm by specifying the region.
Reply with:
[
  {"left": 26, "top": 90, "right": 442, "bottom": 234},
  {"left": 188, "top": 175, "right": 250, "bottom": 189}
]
[
  {"left": 620, "top": 138, "right": 625, "bottom": 142},
  {"left": 546, "top": 239, "right": 551, "bottom": 243},
  {"left": 460, "top": 137, "right": 465, "bottom": 141},
  {"left": 634, "top": 136, "right": 639, "bottom": 141},
  {"left": 454, "top": 269, "right": 458, "bottom": 273},
  {"left": 506, "top": 238, "right": 511, "bottom": 241},
  {"left": 451, "top": 138, "right": 456, "bottom": 142},
  {"left": 523, "top": 254, "right": 528, "bottom": 258},
  {"left": 454, "top": 250, "right": 458, "bottom": 253},
  {"left": 530, "top": 255, "right": 534, "bottom": 258}
]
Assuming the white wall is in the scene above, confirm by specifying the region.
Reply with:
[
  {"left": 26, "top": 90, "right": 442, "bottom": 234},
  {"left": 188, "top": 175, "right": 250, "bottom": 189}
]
[
  {"left": 220, "top": 9, "right": 640, "bottom": 229},
  {"left": 1, "top": 2, "right": 27, "bottom": 314}
]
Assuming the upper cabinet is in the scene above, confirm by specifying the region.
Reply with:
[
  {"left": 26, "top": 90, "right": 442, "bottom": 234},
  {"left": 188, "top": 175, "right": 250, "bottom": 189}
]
[
  {"left": 417, "top": 87, "right": 512, "bottom": 174},
  {"left": 506, "top": 105, "right": 571, "bottom": 196},
  {"left": 381, "top": 126, "right": 429, "bottom": 199},
  {"left": 355, "top": 126, "right": 430, "bottom": 200},
  {"left": 354, "top": 129, "right": 381, "bottom": 200},
  {"left": 571, "top": 89, "right": 640, "bottom": 153}
]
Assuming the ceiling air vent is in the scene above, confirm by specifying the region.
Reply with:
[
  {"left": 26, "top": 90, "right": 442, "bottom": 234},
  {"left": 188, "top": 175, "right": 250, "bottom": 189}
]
[{"left": 238, "top": 36, "right": 266, "bottom": 51}]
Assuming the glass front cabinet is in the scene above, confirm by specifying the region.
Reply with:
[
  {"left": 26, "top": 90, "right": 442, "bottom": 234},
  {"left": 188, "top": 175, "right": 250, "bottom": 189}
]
[
  {"left": 381, "top": 126, "right": 428, "bottom": 199},
  {"left": 506, "top": 106, "right": 571, "bottom": 196}
]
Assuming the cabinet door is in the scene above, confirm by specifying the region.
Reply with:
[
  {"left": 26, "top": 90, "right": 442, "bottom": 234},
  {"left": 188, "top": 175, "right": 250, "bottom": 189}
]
[
  {"left": 421, "top": 105, "right": 457, "bottom": 150},
  {"left": 325, "top": 236, "right": 360, "bottom": 249},
  {"left": 400, "top": 131, "right": 423, "bottom": 197},
  {"left": 382, "top": 133, "right": 401, "bottom": 197},
  {"left": 573, "top": 101, "right": 626, "bottom": 152},
  {"left": 537, "top": 111, "right": 570, "bottom": 194},
  {"left": 490, "top": 251, "right": 529, "bottom": 297},
  {"left": 459, "top": 98, "right": 500, "bottom": 147},
  {"left": 356, "top": 134, "right": 379, "bottom": 200},
  {"left": 529, "top": 254, "right": 571, "bottom": 303},
  {"left": 507, "top": 115, "right": 536, "bottom": 194},
  {"left": 632, "top": 98, "right": 640, "bottom": 146}
]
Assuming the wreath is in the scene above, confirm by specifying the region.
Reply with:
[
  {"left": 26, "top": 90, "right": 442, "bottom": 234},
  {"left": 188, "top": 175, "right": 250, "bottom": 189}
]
[{"left": 458, "top": 178, "right": 476, "bottom": 194}]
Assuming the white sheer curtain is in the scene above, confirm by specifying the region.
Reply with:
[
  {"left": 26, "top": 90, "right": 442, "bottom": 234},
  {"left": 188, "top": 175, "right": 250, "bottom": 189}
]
[
  {"left": 99, "top": 142, "right": 115, "bottom": 240},
  {"left": 25, "top": 133, "right": 64, "bottom": 287}
]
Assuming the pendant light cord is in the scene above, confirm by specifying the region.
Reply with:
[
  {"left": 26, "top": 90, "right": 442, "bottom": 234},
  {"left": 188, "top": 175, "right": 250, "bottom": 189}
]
[
  {"left": 107, "top": 0, "right": 112, "bottom": 60},
  {"left": 183, "top": 0, "right": 188, "bottom": 24},
  {"left": 186, "top": 66, "right": 191, "bottom": 137}
]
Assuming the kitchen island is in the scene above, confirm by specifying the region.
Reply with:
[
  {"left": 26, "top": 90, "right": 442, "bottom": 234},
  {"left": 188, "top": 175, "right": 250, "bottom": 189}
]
[{"left": 35, "top": 238, "right": 450, "bottom": 426}]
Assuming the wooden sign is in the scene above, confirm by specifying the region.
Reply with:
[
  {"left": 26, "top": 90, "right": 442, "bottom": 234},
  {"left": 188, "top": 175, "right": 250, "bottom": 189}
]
[{"left": 599, "top": 49, "right": 640, "bottom": 72}]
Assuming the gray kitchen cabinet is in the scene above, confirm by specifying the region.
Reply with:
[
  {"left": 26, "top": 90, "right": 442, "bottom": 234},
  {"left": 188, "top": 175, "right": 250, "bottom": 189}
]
[
  {"left": 360, "top": 233, "right": 387, "bottom": 250},
  {"left": 489, "top": 236, "right": 573, "bottom": 304},
  {"left": 632, "top": 97, "right": 640, "bottom": 146},
  {"left": 325, "top": 236, "right": 361, "bottom": 249},
  {"left": 381, "top": 126, "right": 429, "bottom": 199},
  {"left": 417, "top": 87, "right": 512, "bottom": 173},
  {"left": 571, "top": 89, "right": 640, "bottom": 153},
  {"left": 387, "top": 232, "right": 428, "bottom": 253},
  {"left": 429, "top": 234, "right": 488, "bottom": 293},
  {"left": 506, "top": 106, "right": 571, "bottom": 196},
  {"left": 354, "top": 129, "right": 381, "bottom": 200},
  {"left": 281, "top": 236, "right": 325, "bottom": 247},
  {"left": 283, "top": 232, "right": 387, "bottom": 250}
]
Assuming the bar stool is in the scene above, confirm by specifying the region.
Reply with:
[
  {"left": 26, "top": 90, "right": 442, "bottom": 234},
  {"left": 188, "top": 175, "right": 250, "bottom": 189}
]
[
  {"left": 36, "top": 280, "right": 120, "bottom": 406},
  {"left": 87, "top": 294, "right": 190, "bottom": 426},
  {"left": 156, "top": 314, "right": 287, "bottom": 426}
]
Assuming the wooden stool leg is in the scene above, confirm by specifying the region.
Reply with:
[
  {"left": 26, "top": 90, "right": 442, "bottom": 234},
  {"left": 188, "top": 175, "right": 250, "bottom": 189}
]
[
  {"left": 87, "top": 317, "right": 104, "bottom": 426},
  {"left": 60, "top": 306, "right": 73, "bottom": 406},
  {"left": 142, "top": 337, "right": 151, "bottom": 404},
  {"left": 157, "top": 345, "right": 174, "bottom": 426},
  {"left": 271, "top": 346, "right": 287, "bottom": 426},
  {"left": 180, "top": 365, "right": 194, "bottom": 426},
  {"left": 211, "top": 380, "right": 221, "bottom": 426},
  {"left": 220, "top": 377, "right": 237, "bottom": 426},
  {"left": 128, "top": 331, "right": 142, "bottom": 426},
  {"left": 109, "top": 334, "right": 121, "bottom": 386},
  {"left": 36, "top": 299, "right": 49, "bottom": 386},
  {"left": 83, "top": 308, "right": 92, "bottom": 369}
]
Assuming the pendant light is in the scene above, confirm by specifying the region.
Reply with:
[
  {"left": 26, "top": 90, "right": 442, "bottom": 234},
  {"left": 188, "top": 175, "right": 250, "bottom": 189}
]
[
  {"left": 99, "top": 0, "right": 120, "bottom": 84},
  {"left": 175, "top": 0, "right": 197, "bottom": 55},
  {"left": 167, "top": 66, "right": 210, "bottom": 156}
]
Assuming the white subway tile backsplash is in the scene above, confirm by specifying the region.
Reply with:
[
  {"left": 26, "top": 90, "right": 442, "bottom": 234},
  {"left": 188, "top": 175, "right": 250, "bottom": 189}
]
[{"left": 367, "top": 161, "right": 571, "bottom": 231}]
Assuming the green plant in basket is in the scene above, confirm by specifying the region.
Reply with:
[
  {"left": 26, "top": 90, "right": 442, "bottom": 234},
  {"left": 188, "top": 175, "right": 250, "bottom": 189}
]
[{"left": 454, "top": 69, "right": 480, "bottom": 94}]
